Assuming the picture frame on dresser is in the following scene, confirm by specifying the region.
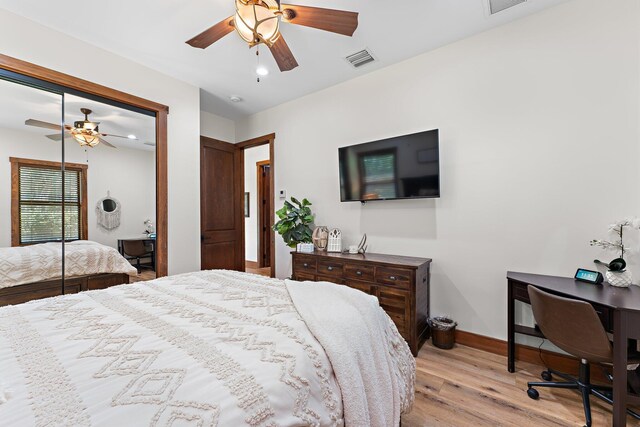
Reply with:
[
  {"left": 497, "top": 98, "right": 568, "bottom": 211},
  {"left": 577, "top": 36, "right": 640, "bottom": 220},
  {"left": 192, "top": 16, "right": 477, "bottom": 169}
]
[{"left": 291, "top": 250, "right": 431, "bottom": 356}]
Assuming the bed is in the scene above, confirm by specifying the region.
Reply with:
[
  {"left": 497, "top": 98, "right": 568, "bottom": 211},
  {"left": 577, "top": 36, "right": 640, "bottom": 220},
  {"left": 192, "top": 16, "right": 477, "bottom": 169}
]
[
  {"left": 0, "top": 240, "right": 137, "bottom": 306},
  {"left": 0, "top": 270, "right": 415, "bottom": 427}
]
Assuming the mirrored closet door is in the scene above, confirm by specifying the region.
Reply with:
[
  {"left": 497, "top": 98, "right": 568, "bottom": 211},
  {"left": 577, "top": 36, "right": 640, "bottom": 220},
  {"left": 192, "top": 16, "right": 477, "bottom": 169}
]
[
  {"left": 62, "top": 93, "right": 157, "bottom": 288},
  {"left": 0, "top": 75, "right": 65, "bottom": 304},
  {"left": 0, "top": 69, "right": 158, "bottom": 306}
]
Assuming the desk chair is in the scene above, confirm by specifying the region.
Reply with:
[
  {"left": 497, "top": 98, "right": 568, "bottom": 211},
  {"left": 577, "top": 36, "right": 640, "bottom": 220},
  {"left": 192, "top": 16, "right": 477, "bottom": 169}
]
[
  {"left": 526, "top": 285, "right": 640, "bottom": 426},
  {"left": 122, "top": 240, "right": 154, "bottom": 274}
]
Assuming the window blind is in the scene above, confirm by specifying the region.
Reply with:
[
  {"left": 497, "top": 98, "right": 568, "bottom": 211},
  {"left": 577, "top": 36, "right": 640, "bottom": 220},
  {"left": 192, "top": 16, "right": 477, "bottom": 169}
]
[{"left": 19, "top": 165, "right": 82, "bottom": 244}]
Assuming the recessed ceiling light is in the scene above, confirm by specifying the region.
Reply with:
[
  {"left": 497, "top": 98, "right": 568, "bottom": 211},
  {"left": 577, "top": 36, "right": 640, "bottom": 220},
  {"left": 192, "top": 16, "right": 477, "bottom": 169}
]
[
  {"left": 256, "top": 66, "right": 269, "bottom": 77},
  {"left": 229, "top": 95, "right": 243, "bottom": 103},
  {"left": 127, "top": 134, "right": 137, "bottom": 140}
]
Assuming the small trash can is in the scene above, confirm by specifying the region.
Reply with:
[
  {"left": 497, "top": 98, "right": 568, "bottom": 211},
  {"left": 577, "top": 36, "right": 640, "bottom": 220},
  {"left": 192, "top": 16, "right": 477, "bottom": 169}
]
[{"left": 428, "top": 316, "right": 457, "bottom": 349}]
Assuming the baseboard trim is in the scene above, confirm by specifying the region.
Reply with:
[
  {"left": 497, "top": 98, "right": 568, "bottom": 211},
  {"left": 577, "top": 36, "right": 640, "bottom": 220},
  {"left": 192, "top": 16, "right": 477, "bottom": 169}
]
[
  {"left": 455, "top": 329, "right": 609, "bottom": 383},
  {"left": 245, "top": 261, "right": 259, "bottom": 269}
]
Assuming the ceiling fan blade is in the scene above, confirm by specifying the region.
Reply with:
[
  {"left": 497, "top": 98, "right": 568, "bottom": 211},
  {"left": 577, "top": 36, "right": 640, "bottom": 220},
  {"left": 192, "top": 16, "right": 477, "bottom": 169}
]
[
  {"left": 25, "top": 119, "right": 63, "bottom": 131},
  {"left": 186, "top": 17, "right": 235, "bottom": 49},
  {"left": 144, "top": 142, "right": 156, "bottom": 147},
  {"left": 45, "top": 133, "right": 64, "bottom": 141},
  {"left": 269, "top": 36, "right": 298, "bottom": 72},
  {"left": 100, "top": 133, "right": 131, "bottom": 139},
  {"left": 281, "top": 5, "right": 358, "bottom": 37},
  {"left": 97, "top": 137, "right": 117, "bottom": 149}
]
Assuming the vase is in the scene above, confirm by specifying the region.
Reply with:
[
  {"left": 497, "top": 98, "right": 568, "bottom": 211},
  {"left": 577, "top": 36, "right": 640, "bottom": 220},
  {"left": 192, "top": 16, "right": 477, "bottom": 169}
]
[
  {"left": 312, "top": 226, "right": 329, "bottom": 251},
  {"left": 605, "top": 270, "right": 633, "bottom": 288}
]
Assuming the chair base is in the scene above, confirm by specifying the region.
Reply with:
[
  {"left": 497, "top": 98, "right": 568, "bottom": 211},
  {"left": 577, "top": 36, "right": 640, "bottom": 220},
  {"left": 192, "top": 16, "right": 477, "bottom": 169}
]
[{"left": 527, "top": 362, "right": 640, "bottom": 427}]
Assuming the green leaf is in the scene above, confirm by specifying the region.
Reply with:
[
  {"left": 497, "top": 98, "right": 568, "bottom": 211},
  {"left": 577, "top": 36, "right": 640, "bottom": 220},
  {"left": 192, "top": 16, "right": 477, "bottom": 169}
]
[{"left": 273, "top": 196, "right": 314, "bottom": 247}]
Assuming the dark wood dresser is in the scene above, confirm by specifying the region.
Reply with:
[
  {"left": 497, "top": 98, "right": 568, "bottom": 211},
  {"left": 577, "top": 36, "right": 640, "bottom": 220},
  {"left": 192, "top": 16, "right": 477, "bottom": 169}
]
[{"left": 291, "top": 250, "right": 431, "bottom": 356}]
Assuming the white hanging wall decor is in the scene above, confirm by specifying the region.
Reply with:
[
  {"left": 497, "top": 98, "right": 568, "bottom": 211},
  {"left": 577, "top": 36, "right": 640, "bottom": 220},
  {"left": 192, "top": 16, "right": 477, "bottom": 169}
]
[
  {"left": 96, "top": 191, "right": 121, "bottom": 230},
  {"left": 327, "top": 228, "right": 342, "bottom": 253}
]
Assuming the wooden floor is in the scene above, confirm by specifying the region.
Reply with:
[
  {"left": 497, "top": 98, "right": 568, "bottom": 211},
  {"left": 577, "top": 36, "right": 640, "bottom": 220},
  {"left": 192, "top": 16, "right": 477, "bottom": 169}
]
[
  {"left": 401, "top": 342, "right": 640, "bottom": 427},
  {"left": 245, "top": 263, "right": 271, "bottom": 277},
  {"left": 129, "top": 270, "right": 156, "bottom": 283}
]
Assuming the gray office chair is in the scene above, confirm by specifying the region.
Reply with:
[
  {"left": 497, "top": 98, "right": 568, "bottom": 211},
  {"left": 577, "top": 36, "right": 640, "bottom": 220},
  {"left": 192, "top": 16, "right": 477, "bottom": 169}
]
[{"left": 526, "top": 285, "right": 640, "bottom": 427}]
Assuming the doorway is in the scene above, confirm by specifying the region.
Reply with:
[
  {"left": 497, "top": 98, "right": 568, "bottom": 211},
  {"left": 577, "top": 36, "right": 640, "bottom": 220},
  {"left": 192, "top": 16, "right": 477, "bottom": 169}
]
[
  {"left": 257, "top": 160, "right": 271, "bottom": 270},
  {"left": 238, "top": 134, "right": 275, "bottom": 278},
  {"left": 242, "top": 145, "right": 270, "bottom": 276}
]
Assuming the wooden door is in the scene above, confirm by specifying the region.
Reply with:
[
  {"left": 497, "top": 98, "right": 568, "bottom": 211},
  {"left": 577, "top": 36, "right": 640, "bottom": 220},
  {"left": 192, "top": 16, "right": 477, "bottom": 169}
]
[
  {"left": 257, "top": 161, "right": 271, "bottom": 268},
  {"left": 200, "top": 137, "right": 244, "bottom": 271}
]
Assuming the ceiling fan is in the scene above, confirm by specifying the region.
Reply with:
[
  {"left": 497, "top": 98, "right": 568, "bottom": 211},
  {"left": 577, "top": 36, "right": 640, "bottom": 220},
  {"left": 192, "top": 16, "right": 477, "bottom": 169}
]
[
  {"left": 25, "top": 108, "right": 136, "bottom": 149},
  {"left": 186, "top": 0, "right": 359, "bottom": 72}
]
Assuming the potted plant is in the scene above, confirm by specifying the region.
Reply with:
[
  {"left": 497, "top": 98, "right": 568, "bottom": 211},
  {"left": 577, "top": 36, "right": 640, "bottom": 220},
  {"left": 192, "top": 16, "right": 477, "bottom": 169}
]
[
  {"left": 590, "top": 217, "right": 640, "bottom": 287},
  {"left": 273, "top": 197, "right": 315, "bottom": 252}
]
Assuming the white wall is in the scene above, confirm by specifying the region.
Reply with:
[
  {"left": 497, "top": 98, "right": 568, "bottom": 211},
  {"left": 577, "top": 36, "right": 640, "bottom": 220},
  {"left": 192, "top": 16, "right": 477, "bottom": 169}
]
[
  {"left": 201, "top": 110, "right": 236, "bottom": 143},
  {"left": 0, "top": 9, "right": 224, "bottom": 275},
  {"left": 236, "top": 0, "right": 640, "bottom": 340},
  {"left": 243, "top": 144, "right": 270, "bottom": 262},
  {"left": 0, "top": 127, "right": 155, "bottom": 248}
]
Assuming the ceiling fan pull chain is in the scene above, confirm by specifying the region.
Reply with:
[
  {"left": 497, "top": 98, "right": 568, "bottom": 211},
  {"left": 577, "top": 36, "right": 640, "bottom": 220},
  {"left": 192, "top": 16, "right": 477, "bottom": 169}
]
[{"left": 256, "top": 46, "right": 261, "bottom": 83}]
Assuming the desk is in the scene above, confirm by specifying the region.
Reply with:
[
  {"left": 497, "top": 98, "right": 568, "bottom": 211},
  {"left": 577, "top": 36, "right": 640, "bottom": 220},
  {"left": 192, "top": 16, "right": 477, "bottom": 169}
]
[
  {"left": 117, "top": 236, "right": 156, "bottom": 271},
  {"left": 507, "top": 271, "right": 640, "bottom": 426}
]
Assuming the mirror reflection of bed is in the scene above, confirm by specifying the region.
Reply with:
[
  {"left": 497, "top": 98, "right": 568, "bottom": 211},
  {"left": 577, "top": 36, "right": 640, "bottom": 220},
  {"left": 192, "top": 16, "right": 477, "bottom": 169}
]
[{"left": 0, "top": 76, "right": 157, "bottom": 306}]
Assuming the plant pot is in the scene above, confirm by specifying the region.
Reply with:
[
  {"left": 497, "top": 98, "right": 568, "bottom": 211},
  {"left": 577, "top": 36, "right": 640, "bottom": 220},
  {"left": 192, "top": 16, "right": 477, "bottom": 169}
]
[
  {"left": 296, "top": 243, "right": 315, "bottom": 253},
  {"left": 606, "top": 269, "right": 633, "bottom": 288}
]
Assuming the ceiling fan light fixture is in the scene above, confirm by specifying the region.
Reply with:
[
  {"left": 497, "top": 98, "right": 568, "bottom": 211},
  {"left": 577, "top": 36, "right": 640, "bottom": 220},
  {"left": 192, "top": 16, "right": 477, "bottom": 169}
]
[
  {"left": 71, "top": 128, "right": 100, "bottom": 147},
  {"left": 234, "top": 0, "right": 281, "bottom": 47}
]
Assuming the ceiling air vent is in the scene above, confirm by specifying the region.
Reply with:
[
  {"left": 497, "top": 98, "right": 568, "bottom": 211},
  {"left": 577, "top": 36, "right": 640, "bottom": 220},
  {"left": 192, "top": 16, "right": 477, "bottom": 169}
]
[
  {"left": 488, "top": 0, "right": 526, "bottom": 14},
  {"left": 345, "top": 49, "right": 375, "bottom": 68}
]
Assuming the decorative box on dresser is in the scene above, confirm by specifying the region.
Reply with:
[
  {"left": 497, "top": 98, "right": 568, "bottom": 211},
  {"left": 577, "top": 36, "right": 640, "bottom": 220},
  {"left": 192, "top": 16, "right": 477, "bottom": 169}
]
[{"left": 291, "top": 250, "right": 431, "bottom": 356}]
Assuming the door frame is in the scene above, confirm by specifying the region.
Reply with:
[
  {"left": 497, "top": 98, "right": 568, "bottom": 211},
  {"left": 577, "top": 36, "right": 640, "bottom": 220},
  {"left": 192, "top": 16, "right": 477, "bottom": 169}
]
[
  {"left": 0, "top": 54, "right": 169, "bottom": 277},
  {"left": 256, "top": 160, "right": 271, "bottom": 269},
  {"left": 237, "top": 133, "right": 275, "bottom": 278}
]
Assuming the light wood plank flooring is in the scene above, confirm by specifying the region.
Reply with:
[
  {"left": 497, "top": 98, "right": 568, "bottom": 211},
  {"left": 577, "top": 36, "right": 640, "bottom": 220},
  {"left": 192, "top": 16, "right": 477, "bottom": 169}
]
[
  {"left": 129, "top": 270, "right": 156, "bottom": 283},
  {"left": 402, "top": 342, "right": 640, "bottom": 426},
  {"left": 245, "top": 263, "right": 271, "bottom": 277}
]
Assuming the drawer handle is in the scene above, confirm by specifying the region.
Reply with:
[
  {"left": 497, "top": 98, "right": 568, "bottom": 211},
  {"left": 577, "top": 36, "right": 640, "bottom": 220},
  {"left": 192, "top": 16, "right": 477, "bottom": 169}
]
[
  {"left": 389, "top": 275, "right": 397, "bottom": 281},
  {"left": 303, "top": 263, "right": 309, "bottom": 268},
  {"left": 356, "top": 271, "right": 362, "bottom": 276},
  {"left": 327, "top": 266, "right": 334, "bottom": 271}
]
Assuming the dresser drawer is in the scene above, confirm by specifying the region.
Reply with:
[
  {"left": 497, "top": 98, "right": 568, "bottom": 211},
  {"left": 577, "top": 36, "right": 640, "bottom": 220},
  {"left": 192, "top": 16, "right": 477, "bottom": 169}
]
[
  {"left": 317, "top": 260, "right": 343, "bottom": 277},
  {"left": 375, "top": 267, "right": 413, "bottom": 290},
  {"left": 377, "top": 287, "right": 410, "bottom": 335},
  {"left": 294, "top": 272, "right": 316, "bottom": 282},
  {"left": 317, "top": 275, "right": 344, "bottom": 285},
  {"left": 294, "top": 255, "right": 317, "bottom": 274},
  {"left": 345, "top": 279, "right": 376, "bottom": 296},
  {"left": 344, "top": 263, "right": 374, "bottom": 282}
]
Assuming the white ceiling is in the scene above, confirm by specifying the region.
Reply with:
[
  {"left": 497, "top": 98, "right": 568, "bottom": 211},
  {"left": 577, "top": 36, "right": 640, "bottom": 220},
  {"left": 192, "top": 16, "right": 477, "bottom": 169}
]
[
  {"left": 0, "top": 0, "right": 570, "bottom": 120},
  {"left": 0, "top": 78, "right": 156, "bottom": 151}
]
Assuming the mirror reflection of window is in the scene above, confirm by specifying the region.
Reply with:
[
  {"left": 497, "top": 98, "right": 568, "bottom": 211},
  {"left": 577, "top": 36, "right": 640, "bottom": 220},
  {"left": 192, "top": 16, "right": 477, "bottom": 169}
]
[{"left": 360, "top": 150, "right": 397, "bottom": 200}]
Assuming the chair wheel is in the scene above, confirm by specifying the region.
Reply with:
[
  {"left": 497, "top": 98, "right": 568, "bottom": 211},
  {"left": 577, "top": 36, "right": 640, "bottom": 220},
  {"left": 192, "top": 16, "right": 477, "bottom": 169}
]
[
  {"left": 527, "top": 387, "right": 540, "bottom": 400},
  {"left": 541, "top": 370, "right": 553, "bottom": 381}
]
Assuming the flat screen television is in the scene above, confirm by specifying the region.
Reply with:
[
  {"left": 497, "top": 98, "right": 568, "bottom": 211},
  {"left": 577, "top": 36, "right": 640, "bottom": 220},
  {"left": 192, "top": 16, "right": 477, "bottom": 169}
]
[{"left": 339, "top": 129, "right": 440, "bottom": 202}]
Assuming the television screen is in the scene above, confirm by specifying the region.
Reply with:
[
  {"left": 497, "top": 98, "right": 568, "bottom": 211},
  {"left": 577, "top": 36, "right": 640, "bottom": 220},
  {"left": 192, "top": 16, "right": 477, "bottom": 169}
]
[{"left": 339, "top": 129, "right": 440, "bottom": 202}]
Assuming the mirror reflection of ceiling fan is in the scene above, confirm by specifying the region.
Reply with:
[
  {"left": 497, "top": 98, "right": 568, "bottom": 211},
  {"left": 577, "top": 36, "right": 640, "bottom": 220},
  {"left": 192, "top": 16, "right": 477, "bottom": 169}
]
[
  {"left": 186, "top": 0, "right": 359, "bottom": 72},
  {"left": 24, "top": 108, "right": 138, "bottom": 149}
]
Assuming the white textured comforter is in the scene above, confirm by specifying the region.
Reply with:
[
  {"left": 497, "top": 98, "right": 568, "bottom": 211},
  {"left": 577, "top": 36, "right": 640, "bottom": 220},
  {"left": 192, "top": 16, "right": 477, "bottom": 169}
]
[
  {"left": 0, "top": 240, "right": 137, "bottom": 288},
  {"left": 286, "top": 279, "right": 415, "bottom": 427},
  {"left": 0, "top": 270, "right": 415, "bottom": 426}
]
